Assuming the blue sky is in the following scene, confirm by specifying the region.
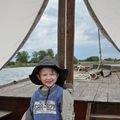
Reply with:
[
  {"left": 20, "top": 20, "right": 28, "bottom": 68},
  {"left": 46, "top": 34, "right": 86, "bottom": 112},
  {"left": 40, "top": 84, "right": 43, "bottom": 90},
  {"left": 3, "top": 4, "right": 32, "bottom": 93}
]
[{"left": 20, "top": 0, "right": 120, "bottom": 60}]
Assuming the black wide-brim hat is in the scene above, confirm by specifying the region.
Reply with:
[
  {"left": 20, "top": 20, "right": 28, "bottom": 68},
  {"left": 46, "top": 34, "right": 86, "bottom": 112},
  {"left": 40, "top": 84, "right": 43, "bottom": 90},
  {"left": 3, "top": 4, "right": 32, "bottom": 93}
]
[{"left": 29, "top": 58, "right": 68, "bottom": 87}]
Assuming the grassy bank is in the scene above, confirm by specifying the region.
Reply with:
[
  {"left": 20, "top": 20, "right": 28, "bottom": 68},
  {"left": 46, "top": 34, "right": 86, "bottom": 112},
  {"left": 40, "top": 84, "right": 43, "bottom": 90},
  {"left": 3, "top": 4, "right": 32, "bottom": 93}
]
[
  {"left": 5, "top": 60, "right": 120, "bottom": 68},
  {"left": 5, "top": 62, "right": 37, "bottom": 68}
]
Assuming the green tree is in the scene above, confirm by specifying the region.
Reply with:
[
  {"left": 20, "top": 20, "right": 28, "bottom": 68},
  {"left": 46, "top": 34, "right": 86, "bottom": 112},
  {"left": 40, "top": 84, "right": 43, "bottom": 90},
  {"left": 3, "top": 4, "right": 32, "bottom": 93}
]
[
  {"left": 86, "top": 56, "right": 99, "bottom": 61},
  {"left": 104, "top": 58, "right": 113, "bottom": 61},
  {"left": 30, "top": 49, "right": 55, "bottom": 63},
  {"left": 38, "top": 50, "right": 47, "bottom": 61},
  {"left": 16, "top": 51, "right": 29, "bottom": 63},
  {"left": 46, "top": 49, "right": 54, "bottom": 58},
  {"left": 30, "top": 51, "right": 39, "bottom": 63}
]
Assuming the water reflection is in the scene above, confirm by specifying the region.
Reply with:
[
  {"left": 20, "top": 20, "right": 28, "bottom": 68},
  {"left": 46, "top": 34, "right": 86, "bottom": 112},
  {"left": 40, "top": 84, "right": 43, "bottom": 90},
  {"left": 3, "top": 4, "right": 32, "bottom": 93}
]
[{"left": 0, "top": 67, "right": 34, "bottom": 85}]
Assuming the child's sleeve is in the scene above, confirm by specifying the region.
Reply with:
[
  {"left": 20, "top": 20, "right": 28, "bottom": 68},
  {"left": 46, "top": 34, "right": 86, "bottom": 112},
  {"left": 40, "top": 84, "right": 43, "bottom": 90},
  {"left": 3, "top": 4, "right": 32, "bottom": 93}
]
[
  {"left": 61, "top": 88, "right": 75, "bottom": 120},
  {"left": 21, "top": 108, "right": 33, "bottom": 120}
]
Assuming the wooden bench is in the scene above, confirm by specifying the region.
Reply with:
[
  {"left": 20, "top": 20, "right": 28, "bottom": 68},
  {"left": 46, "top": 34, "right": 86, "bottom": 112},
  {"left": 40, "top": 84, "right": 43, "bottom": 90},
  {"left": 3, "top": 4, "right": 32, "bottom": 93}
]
[
  {"left": 90, "top": 114, "right": 120, "bottom": 119},
  {"left": 0, "top": 110, "right": 12, "bottom": 119},
  {"left": 85, "top": 102, "right": 120, "bottom": 120}
]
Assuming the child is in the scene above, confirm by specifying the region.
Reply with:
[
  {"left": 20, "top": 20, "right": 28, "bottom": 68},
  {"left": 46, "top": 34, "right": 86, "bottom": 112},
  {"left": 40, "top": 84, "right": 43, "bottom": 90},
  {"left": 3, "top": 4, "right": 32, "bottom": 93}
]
[{"left": 28, "top": 58, "right": 68, "bottom": 120}]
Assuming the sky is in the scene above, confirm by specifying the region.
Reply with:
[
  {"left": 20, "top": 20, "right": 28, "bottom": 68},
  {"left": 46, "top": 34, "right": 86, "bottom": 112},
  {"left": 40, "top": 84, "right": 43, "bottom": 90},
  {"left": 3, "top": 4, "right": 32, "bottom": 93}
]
[{"left": 20, "top": 0, "right": 120, "bottom": 60}]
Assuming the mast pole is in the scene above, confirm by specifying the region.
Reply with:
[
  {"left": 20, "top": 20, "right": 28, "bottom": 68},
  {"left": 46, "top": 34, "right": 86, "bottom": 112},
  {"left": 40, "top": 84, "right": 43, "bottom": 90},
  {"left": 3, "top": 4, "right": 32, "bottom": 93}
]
[
  {"left": 58, "top": 0, "right": 66, "bottom": 68},
  {"left": 58, "top": 0, "right": 75, "bottom": 84},
  {"left": 66, "top": 0, "right": 75, "bottom": 84}
]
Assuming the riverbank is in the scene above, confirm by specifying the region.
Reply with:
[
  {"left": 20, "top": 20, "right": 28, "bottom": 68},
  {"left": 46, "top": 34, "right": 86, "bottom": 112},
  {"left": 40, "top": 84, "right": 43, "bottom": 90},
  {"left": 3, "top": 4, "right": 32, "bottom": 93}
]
[
  {"left": 5, "top": 61, "right": 120, "bottom": 68},
  {"left": 5, "top": 62, "right": 37, "bottom": 68}
]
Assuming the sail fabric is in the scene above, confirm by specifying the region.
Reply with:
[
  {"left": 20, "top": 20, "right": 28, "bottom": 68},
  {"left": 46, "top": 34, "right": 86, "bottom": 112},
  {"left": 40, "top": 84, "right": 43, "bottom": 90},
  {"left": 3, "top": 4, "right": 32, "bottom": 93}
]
[
  {"left": 0, "top": 0, "right": 48, "bottom": 69},
  {"left": 84, "top": 0, "right": 120, "bottom": 52}
]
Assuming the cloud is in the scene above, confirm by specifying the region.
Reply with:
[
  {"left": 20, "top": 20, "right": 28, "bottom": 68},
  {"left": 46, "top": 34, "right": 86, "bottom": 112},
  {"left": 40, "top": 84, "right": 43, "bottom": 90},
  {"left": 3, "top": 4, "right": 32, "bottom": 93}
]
[
  {"left": 20, "top": 0, "right": 120, "bottom": 59},
  {"left": 21, "top": 0, "right": 58, "bottom": 54},
  {"left": 75, "top": 0, "right": 99, "bottom": 47}
]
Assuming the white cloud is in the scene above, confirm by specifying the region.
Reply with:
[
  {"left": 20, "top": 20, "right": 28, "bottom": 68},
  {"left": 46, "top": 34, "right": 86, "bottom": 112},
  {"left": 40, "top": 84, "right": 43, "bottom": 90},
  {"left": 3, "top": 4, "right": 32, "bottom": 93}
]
[
  {"left": 20, "top": 0, "right": 120, "bottom": 59},
  {"left": 21, "top": 0, "right": 58, "bottom": 54}
]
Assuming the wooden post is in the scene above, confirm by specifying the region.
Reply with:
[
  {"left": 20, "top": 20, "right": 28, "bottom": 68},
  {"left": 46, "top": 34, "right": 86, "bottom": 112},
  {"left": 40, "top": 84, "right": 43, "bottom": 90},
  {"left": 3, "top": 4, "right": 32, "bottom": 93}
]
[
  {"left": 58, "top": 0, "right": 66, "bottom": 68},
  {"left": 66, "top": 0, "right": 75, "bottom": 84},
  {"left": 58, "top": 0, "right": 75, "bottom": 84}
]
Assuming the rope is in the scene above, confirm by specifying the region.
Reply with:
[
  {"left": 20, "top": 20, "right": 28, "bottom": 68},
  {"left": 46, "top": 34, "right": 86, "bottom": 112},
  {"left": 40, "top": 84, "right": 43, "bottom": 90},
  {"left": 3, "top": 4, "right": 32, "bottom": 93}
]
[{"left": 97, "top": 29, "right": 102, "bottom": 70}]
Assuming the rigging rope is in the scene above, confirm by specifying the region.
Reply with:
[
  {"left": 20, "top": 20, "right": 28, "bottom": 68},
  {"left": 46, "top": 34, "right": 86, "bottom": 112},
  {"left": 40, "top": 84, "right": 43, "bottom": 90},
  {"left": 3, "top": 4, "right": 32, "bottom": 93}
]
[{"left": 97, "top": 28, "right": 102, "bottom": 69}]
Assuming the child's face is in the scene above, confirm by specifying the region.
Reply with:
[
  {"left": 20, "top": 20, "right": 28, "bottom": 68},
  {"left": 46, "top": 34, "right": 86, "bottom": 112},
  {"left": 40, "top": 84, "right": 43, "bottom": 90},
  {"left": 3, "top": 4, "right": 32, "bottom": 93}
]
[{"left": 37, "top": 67, "right": 59, "bottom": 88}]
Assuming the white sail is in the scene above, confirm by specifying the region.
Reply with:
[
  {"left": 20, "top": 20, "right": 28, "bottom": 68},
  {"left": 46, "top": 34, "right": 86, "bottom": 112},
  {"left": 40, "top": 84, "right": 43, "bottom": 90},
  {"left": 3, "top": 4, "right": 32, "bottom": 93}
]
[
  {"left": 0, "top": 0, "right": 48, "bottom": 69},
  {"left": 84, "top": 0, "right": 120, "bottom": 52}
]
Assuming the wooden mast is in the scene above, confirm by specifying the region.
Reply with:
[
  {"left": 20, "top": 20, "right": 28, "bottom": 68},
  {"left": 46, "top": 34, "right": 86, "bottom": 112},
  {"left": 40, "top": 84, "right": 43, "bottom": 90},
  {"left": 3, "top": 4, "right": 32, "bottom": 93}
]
[
  {"left": 58, "top": 0, "right": 75, "bottom": 84},
  {"left": 66, "top": 0, "right": 75, "bottom": 84},
  {"left": 58, "top": 0, "right": 66, "bottom": 68}
]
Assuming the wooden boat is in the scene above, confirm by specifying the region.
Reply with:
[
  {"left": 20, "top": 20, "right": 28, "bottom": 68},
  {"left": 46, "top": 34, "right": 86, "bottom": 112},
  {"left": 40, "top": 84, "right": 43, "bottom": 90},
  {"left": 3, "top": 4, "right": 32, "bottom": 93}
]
[{"left": 0, "top": 0, "right": 120, "bottom": 120}]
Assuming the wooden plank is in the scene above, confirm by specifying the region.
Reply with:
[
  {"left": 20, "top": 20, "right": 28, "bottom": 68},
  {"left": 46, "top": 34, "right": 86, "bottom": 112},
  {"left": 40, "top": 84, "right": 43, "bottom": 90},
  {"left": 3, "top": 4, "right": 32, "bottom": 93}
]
[
  {"left": 90, "top": 102, "right": 120, "bottom": 115},
  {"left": 66, "top": 0, "right": 75, "bottom": 84},
  {"left": 111, "top": 66, "right": 120, "bottom": 72},
  {"left": 0, "top": 110, "right": 12, "bottom": 118},
  {"left": 94, "top": 83, "right": 108, "bottom": 102},
  {"left": 108, "top": 83, "right": 120, "bottom": 102},
  {"left": 116, "top": 72, "right": 120, "bottom": 79},
  {"left": 85, "top": 103, "right": 91, "bottom": 120},
  {"left": 111, "top": 72, "right": 120, "bottom": 83},
  {"left": 78, "top": 82, "right": 100, "bottom": 101},
  {"left": 58, "top": 0, "right": 75, "bottom": 84},
  {"left": 102, "top": 75, "right": 111, "bottom": 84},
  {"left": 0, "top": 81, "right": 31, "bottom": 95},
  {"left": 74, "top": 101, "right": 88, "bottom": 120},
  {"left": 74, "top": 82, "right": 89, "bottom": 100},
  {"left": 0, "top": 83, "right": 38, "bottom": 97},
  {"left": 0, "top": 97, "right": 30, "bottom": 120},
  {"left": 58, "top": 0, "right": 65, "bottom": 68},
  {"left": 90, "top": 114, "right": 120, "bottom": 119}
]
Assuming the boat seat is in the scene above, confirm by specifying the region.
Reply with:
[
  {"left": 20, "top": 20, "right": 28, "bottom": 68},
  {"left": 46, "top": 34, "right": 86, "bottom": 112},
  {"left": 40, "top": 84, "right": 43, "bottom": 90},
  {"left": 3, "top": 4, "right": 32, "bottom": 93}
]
[
  {"left": 85, "top": 103, "right": 120, "bottom": 120},
  {"left": 0, "top": 110, "right": 12, "bottom": 119}
]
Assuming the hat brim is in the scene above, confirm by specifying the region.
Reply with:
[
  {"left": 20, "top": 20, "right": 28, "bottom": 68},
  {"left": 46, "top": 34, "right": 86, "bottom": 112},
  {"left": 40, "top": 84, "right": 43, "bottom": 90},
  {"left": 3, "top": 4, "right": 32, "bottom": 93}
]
[{"left": 29, "top": 65, "right": 68, "bottom": 87}]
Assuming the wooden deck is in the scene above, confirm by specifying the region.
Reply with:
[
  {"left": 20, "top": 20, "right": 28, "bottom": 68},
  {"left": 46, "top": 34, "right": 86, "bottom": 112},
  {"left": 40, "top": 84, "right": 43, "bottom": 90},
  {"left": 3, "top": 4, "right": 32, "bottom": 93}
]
[
  {"left": 0, "top": 79, "right": 39, "bottom": 98},
  {"left": 0, "top": 71, "right": 120, "bottom": 120},
  {"left": 73, "top": 71, "right": 120, "bottom": 120},
  {"left": 74, "top": 71, "right": 120, "bottom": 103},
  {"left": 0, "top": 71, "right": 120, "bottom": 103}
]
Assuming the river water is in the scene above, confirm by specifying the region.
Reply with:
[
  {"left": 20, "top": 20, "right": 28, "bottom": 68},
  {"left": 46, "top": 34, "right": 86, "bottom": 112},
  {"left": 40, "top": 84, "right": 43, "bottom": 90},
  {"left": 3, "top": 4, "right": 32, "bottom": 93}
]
[
  {"left": 0, "top": 64, "right": 120, "bottom": 85},
  {"left": 0, "top": 67, "right": 34, "bottom": 85}
]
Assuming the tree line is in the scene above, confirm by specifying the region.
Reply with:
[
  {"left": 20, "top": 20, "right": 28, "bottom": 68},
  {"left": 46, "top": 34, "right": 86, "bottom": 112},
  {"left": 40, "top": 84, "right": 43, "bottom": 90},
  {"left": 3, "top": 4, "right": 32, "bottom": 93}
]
[{"left": 7, "top": 48, "right": 120, "bottom": 67}]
